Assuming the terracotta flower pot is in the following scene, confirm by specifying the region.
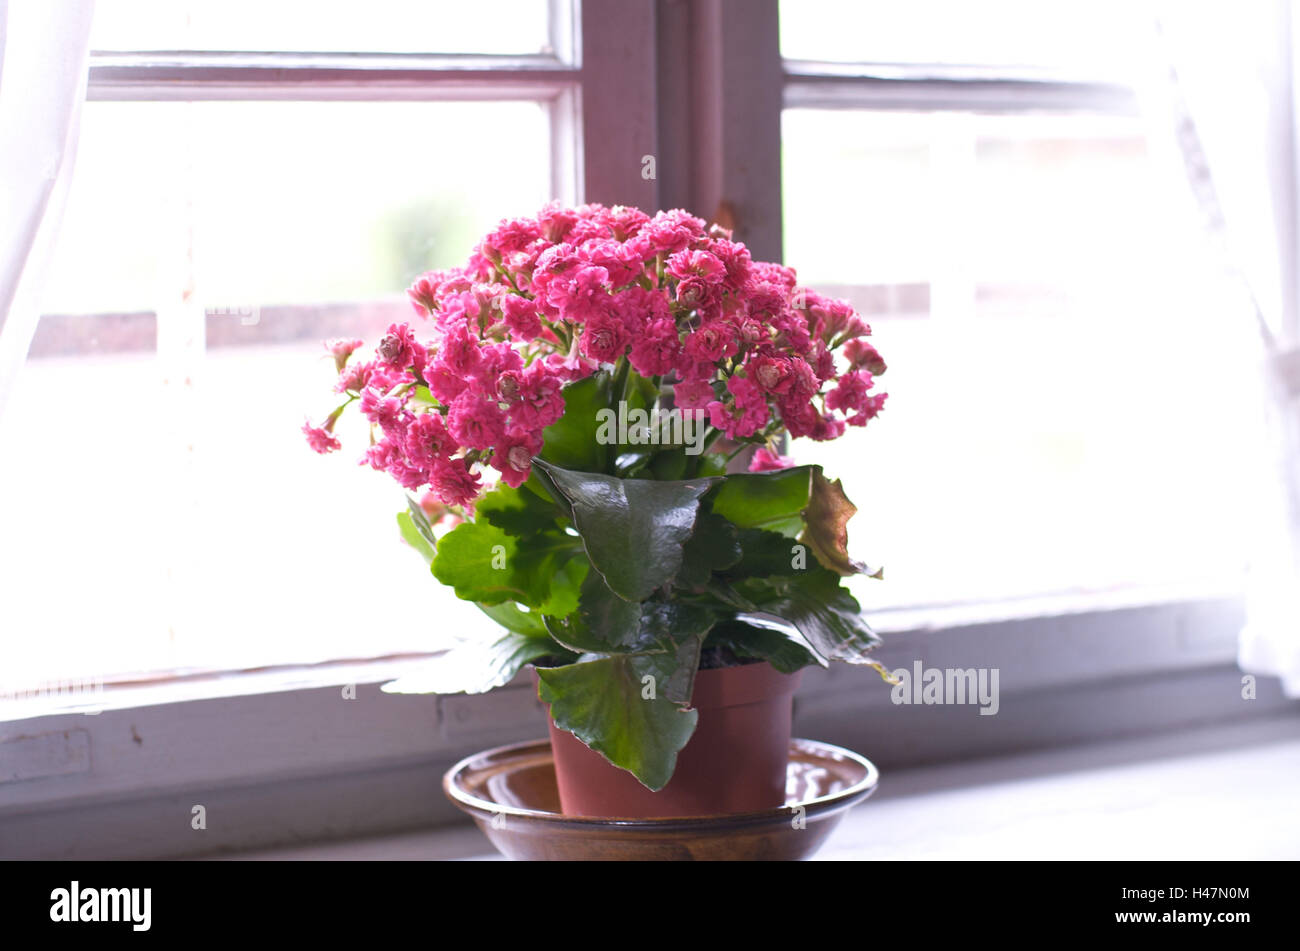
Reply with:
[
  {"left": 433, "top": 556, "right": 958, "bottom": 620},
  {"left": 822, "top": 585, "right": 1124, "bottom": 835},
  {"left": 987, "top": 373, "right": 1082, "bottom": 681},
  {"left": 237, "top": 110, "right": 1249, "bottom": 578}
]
[{"left": 537, "top": 661, "right": 802, "bottom": 818}]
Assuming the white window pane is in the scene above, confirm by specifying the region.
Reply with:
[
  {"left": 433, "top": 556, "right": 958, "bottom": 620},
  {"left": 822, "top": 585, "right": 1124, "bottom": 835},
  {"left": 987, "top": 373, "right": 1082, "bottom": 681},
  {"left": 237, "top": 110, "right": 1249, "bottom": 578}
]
[
  {"left": 91, "top": 0, "right": 553, "bottom": 55},
  {"left": 779, "top": 0, "right": 1146, "bottom": 73},
  {"left": 43, "top": 100, "right": 551, "bottom": 315},
  {"left": 2, "top": 100, "right": 552, "bottom": 689},
  {"left": 783, "top": 108, "right": 1254, "bottom": 611}
]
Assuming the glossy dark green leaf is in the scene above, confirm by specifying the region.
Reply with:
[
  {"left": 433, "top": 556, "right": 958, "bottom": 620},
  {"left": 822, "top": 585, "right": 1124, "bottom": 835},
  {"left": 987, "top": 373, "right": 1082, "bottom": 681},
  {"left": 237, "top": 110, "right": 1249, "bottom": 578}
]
[
  {"left": 704, "top": 617, "right": 819, "bottom": 674},
  {"left": 708, "top": 465, "right": 815, "bottom": 536},
  {"left": 636, "top": 603, "right": 714, "bottom": 703},
  {"left": 675, "top": 510, "right": 742, "bottom": 589},
  {"left": 534, "top": 459, "right": 718, "bottom": 602},
  {"left": 728, "top": 527, "right": 807, "bottom": 579},
  {"left": 650, "top": 448, "right": 688, "bottom": 480},
  {"left": 734, "top": 568, "right": 881, "bottom": 665},
  {"left": 543, "top": 572, "right": 644, "bottom": 653},
  {"left": 544, "top": 577, "right": 716, "bottom": 665},
  {"left": 540, "top": 372, "right": 612, "bottom": 473},
  {"left": 537, "top": 649, "right": 701, "bottom": 790}
]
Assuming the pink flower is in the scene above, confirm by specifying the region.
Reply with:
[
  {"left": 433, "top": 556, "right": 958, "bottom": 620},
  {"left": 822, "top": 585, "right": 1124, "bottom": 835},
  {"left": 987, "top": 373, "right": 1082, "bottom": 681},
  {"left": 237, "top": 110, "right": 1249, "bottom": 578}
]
[
  {"left": 359, "top": 387, "right": 406, "bottom": 433},
  {"left": 779, "top": 398, "right": 820, "bottom": 439},
  {"left": 549, "top": 264, "right": 610, "bottom": 324},
  {"left": 404, "top": 411, "right": 454, "bottom": 469},
  {"left": 376, "top": 323, "right": 426, "bottom": 373},
  {"left": 628, "top": 317, "right": 682, "bottom": 377},
  {"left": 424, "top": 362, "right": 468, "bottom": 404},
  {"left": 809, "top": 413, "right": 847, "bottom": 441},
  {"left": 666, "top": 249, "right": 726, "bottom": 284},
  {"left": 579, "top": 312, "right": 630, "bottom": 364},
  {"left": 637, "top": 209, "right": 705, "bottom": 254},
  {"left": 303, "top": 421, "right": 341, "bottom": 454},
  {"left": 514, "top": 361, "right": 567, "bottom": 430},
  {"left": 306, "top": 201, "right": 890, "bottom": 505},
  {"left": 430, "top": 456, "right": 482, "bottom": 508},
  {"left": 845, "top": 338, "right": 887, "bottom": 375},
  {"left": 500, "top": 293, "right": 543, "bottom": 341},
  {"left": 749, "top": 446, "right": 795, "bottom": 472},
  {"left": 474, "top": 342, "right": 524, "bottom": 388},
  {"left": 707, "top": 374, "right": 769, "bottom": 439},
  {"left": 492, "top": 429, "right": 544, "bottom": 488},
  {"left": 673, "top": 378, "right": 716, "bottom": 410},
  {"left": 538, "top": 202, "right": 579, "bottom": 243},
  {"left": 843, "top": 391, "right": 888, "bottom": 428},
  {"left": 749, "top": 355, "right": 796, "bottom": 395},
  {"left": 335, "top": 358, "right": 375, "bottom": 394},
  {"left": 447, "top": 391, "right": 507, "bottom": 450},
  {"left": 578, "top": 237, "right": 644, "bottom": 286},
  {"left": 438, "top": 321, "right": 482, "bottom": 376},
  {"left": 613, "top": 286, "right": 670, "bottom": 336},
  {"left": 683, "top": 319, "right": 737, "bottom": 364},
  {"left": 407, "top": 270, "right": 455, "bottom": 316},
  {"left": 825, "top": 370, "right": 874, "bottom": 416},
  {"left": 325, "top": 338, "right": 364, "bottom": 372},
  {"left": 710, "top": 238, "right": 753, "bottom": 291}
]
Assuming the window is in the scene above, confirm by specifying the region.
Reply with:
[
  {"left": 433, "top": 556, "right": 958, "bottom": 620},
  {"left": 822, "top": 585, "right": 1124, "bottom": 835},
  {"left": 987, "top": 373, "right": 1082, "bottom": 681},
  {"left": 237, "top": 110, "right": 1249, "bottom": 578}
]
[
  {"left": 0, "top": 0, "right": 591, "bottom": 693},
  {"left": 779, "top": 0, "right": 1255, "bottom": 615},
  {"left": 1, "top": 0, "right": 1270, "bottom": 861}
]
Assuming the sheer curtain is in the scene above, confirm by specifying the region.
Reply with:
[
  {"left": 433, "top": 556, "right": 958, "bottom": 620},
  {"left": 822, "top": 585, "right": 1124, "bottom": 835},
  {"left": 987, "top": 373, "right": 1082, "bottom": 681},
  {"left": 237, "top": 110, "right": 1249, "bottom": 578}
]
[
  {"left": 0, "top": 0, "right": 95, "bottom": 418},
  {"left": 1156, "top": 0, "right": 1300, "bottom": 695}
]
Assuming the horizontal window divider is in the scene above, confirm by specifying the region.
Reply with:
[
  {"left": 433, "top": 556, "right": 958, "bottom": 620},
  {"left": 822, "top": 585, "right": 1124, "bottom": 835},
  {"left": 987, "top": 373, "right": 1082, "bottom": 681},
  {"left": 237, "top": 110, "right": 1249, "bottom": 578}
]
[
  {"left": 87, "top": 72, "right": 580, "bottom": 103},
  {"left": 90, "top": 50, "right": 579, "bottom": 73},
  {"left": 784, "top": 68, "right": 1138, "bottom": 115}
]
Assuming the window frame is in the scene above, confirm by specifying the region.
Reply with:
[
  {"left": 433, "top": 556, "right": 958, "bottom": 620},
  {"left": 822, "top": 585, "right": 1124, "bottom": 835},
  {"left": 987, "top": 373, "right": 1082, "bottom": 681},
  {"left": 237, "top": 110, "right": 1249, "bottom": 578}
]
[{"left": 0, "top": 0, "right": 1279, "bottom": 859}]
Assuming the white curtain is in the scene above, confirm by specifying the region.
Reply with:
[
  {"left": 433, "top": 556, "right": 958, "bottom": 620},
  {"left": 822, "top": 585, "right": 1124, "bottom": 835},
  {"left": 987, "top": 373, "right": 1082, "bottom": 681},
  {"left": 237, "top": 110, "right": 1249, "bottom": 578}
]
[
  {"left": 0, "top": 0, "right": 96, "bottom": 419},
  {"left": 1156, "top": 0, "right": 1300, "bottom": 696}
]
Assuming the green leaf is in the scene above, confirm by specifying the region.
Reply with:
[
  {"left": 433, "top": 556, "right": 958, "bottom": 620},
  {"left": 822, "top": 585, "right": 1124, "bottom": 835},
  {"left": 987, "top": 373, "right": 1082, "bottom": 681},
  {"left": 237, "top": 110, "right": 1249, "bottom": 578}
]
[
  {"left": 729, "top": 527, "right": 807, "bottom": 579},
  {"left": 675, "top": 510, "right": 742, "bottom": 589},
  {"left": 544, "top": 572, "right": 644, "bottom": 653},
  {"left": 382, "top": 631, "right": 561, "bottom": 695},
  {"left": 705, "top": 618, "right": 818, "bottom": 674},
  {"left": 615, "top": 369, "right": 660, "bottom": 459},
  {"left": 540, "top": 372, "right": 612, "bottom": 473},
  {"left": 476, "top": 478, "right": 567, "bottom": 537},
  {"left": 649, "top": 448, "right": 688, "bottom": 480},
  {"left": 544, "top": 577, "right": 716, "bottom": 668},
  {"left": 475, "top": 600, "right": 548, "bottom": 638},
  {"left": 409, "top": 385, "right": 439, "bottom": 407},
  {"left": 636, "top": 602, "right": 713, "bottom": 703},
  {"left": 692, "top": 452, "right": 729, "bottom": 478},
  {"left": 735, "top": 567, "right": 881, "bottom": 666},
  {"left": 708, "top": 465, "right": 815, "bottom": 535},
  {"left": 432, "top": 518, "right": 580, "bottom": 607},
  {"left": 396, "top": 510, "right": 436, "bottom": 566},
  {"left": 537, "top": 649, "right": 702, "bottom": 790},
  {"left": 534, "top": 459, "right": 718, "bottom": 602},
  {"left": 537, "top": 553, "right": 587, "bottom": 618}
]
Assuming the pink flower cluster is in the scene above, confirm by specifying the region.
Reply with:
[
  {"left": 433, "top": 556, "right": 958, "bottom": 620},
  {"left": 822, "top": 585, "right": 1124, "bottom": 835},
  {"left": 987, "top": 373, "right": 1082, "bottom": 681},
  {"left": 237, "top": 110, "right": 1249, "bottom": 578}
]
[{"left": 306, "top": 203, "right": 887, "bottom": 506}]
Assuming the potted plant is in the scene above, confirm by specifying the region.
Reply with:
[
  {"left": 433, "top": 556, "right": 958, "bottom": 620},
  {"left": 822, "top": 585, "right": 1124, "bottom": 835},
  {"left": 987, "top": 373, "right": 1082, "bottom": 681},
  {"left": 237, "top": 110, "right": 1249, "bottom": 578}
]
[{"left": 304, "top": 203, "right": 891, "bottom": 819}]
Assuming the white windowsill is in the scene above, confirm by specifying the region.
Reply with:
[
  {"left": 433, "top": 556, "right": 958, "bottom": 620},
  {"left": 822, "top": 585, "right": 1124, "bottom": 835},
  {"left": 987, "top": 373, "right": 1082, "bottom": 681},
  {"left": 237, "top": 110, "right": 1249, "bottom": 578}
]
[
  {"left": 0, "top": 580, "right": 1243, "bottom": 725},
  {"left": 4, "top": 588, "right": 1289, "bottom": 860},
  {"left": 223, "top": 715, "right": 1300, "bottom": 861}
]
